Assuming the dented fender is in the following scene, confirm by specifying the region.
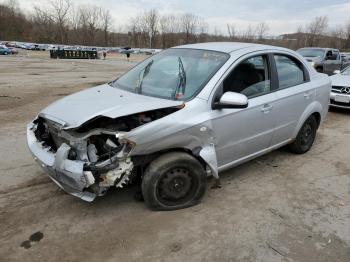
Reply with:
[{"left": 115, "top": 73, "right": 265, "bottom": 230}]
[
  {"left": 122, "top": 99, "right": 221, "bottom": 178},
  {"left": 199, "top": 143, "right": 219, "bottom": 179}
]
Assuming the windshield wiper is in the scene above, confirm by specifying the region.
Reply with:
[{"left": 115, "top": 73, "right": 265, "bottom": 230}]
[
  {"left": 172, "top": 57, "right": 187, "bottom": 99},
  {"left": 137, "top": 60, "right": 154, "bottom": 94}
]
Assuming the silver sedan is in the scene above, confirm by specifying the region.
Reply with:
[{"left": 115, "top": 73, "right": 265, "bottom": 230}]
[{"left": 27, "top": 42, "right": 331, "bottom": 210}]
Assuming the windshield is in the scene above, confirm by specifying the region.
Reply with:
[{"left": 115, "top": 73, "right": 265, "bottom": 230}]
[
  {"left": 341, "top": 65, "right": 350, "bottom": 75},
  {"left": 112, "top": 48, "right": 229, "bottom": 100},
  {"left": 297, "top": 48, "right": 325, "bottom": 58}
]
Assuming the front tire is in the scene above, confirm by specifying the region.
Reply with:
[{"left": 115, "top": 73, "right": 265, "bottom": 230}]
[
  {"left": 142, "top": 152, "right": 207, "bottom": 211},
  {"left": 289, "top": 115, "right": 318, "bottom": 154}
]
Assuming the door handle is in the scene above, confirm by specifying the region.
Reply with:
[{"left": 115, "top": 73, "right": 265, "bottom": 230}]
[{"left": 261, "top": 104, "right": 273, "bottom": 113}]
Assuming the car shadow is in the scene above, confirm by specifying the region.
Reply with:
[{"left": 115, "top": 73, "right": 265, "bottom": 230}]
[{"left": 329, "top": 106, "right": 350, "bottom": 115}]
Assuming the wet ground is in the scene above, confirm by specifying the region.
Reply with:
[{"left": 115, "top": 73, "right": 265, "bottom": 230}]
[{"left": 0, "top": 51, "right": 349, "bottom": 262}]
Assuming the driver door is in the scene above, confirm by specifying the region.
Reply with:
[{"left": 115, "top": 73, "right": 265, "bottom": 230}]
[
  {"left": 323, "top": 50, "right": 341, "bottom": 75},
  {"left": 211, "top": 54, "right": 277, "bottom": 167}
]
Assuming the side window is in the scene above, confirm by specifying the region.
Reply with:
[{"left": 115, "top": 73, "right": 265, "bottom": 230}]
[
  {"left": 274, "top": 55, "right": 305, "bottom": 89},
  {"left": 333, "top": 51, "right": 340, "bottom": 60},
  {"left": 223, "top": 55, "right": 271, "bottom": 98},
  {"left": 326, "top": 50, "right": 339, "bottom": 60},
  {"left": 326, "top": 50, "right": 333, "bottom": 59}
]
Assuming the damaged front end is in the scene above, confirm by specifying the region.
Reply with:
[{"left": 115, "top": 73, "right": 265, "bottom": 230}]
[{"left": 27, "top": 107, "right": 179, "bottom": 201}]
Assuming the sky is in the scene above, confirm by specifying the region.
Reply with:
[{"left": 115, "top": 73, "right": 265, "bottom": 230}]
[{"left": 12, "top": 0, "right": 350, "bottom": 35}]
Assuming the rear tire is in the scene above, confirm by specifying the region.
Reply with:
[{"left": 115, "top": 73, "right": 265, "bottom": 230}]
[
  {"left": 289, "top": 115, "right": 318, "bottom": 154},
  {"left": 315, "top": 67, "right": 323, "bottom": 73},
  {"left": 142, "top": 152, "right": 207, "bottom": 211}
]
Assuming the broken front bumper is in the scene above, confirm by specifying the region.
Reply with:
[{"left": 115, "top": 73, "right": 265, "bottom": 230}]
[{"left": 26, "top": 123, "right": 96, "bottom": 202}]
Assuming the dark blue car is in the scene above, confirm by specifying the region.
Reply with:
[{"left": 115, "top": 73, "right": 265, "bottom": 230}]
[{"left": 0, "top": 45, "right": 10, "bottom": 55}]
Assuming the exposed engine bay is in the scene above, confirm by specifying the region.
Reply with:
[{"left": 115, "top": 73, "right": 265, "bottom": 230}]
[{"left": 31, "top": 107, "right": 180, "bottom": 198}]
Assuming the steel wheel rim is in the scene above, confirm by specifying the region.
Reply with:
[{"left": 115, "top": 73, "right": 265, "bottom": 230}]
[
  {"left": 300, "top": 122, "right": 313, "bottom": 146},
  {"left": 156, "top": 167, "right": 198, "bottom": 206}
]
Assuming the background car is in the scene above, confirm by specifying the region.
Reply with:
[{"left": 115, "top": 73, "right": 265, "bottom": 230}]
[
  {"left": 297, "top": 47, "right": 345, "bottom": 75},
  {"left": 8, "top": 47, "right": 18, "bottom": 54},
  {"left": 330, "top": 65, "right": 350, "bottom": 109},
  {"left": 0, "top": 45, "right": 10, "bottom": 55},
  {"left": 341, "top": 52, "right": 350, "bottom": 63}
]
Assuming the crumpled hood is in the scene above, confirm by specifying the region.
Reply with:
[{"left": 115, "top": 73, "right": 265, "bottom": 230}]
[
  {"left": 39, "top": 84, "right": 183, "bottom": 129},
  {"left": 330, "top": 73, "right": 350, "bottom": 87}
]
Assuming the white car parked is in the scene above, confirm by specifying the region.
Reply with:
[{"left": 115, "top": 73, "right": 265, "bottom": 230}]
[{"left": 330, "top": 65, "right": 350, "bottom": 109}]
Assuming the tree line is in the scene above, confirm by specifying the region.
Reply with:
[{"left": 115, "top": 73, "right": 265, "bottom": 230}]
[{"left": 1, "top": 0, "right": 350, "bottom": 50}]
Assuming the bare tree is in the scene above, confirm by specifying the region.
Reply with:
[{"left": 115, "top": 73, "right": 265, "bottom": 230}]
[
  {"left": 306, "top": 16, "right": 329, "bottom": 46},
  {"left": 198, "top": 18, "right": 208, "bottom": 42},
  {"left": 213, "top": 26, "right": 222, "bottom": 41},
  {"left": 69, "top": 4, "right": 82, "bottom": 44},
  {"left": 31, "top": 5, "right": 55, "bottom": 43},
  {"left": 128, "top": 16, "right": 141, "bottom": 47},
  {"left": 50, "top": 0, "right": 71, "bottom": 44},
  {"left": 159, "top": 15, "right": 172, "bottom": 48},
  {"left": 78, "top": 5, "right": 103, "bottom": 45},
  {"left": 198, "top": 18, "right": 208, "bottom": 34},
  {"left": 241, "top": 24, "right": 256, "bottom": 41},
  {"left": 3, "top": 1, "right": 350, "bottom": 50},
  {"left": 143, "top": 9, "right": 159, "bottom": 48},
  {"left": 181, "top": 13, "right": 198, "bottom": 44},
  {"left": 101, "top": 9, "right": 112, "bottom": 46},
  {"left": 159, "top": 14, "right": 181, "bottom": 48},
  {"left": 5, "top": 0, "right": 19, "bottom": 12},
  {"left": 256, "top": 22, "right": 269, "bottom": 41},
  {"left": 0, "top": 0, "right": 30, "bottom": 41},
  {"left": 328, "top": 27, "right": 344, "bottom": 49},
  {"left": 227, "top": 23, "right": 236, "bottom": 40},
  {"left": 344, "top": 19, "right": 350, "bottom": 49},
  {"left": 294, "top": 25, "right": 307, "bottom": 49}
]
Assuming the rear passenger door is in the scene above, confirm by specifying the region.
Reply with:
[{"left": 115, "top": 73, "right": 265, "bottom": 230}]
[
  {"left": 270, "top": 54, "right": 315, "bottom": 146},
  {"left": 324, "top": 50, "right": 341, "bottom": 75}
]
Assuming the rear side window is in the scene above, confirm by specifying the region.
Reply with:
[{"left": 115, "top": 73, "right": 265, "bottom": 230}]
[
  {"left": 274, "top": 55, "right": 305, "bottom": 89},
  {"left": 333, "top": 51, "right": 340, "bottom": 60},
  {"left": 326, "top": 50, "right": 339, "bottom": 60}
]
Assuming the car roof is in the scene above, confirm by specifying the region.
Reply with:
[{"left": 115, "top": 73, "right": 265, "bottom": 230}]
[
  {"left": 172, "top": 42, "right": 280, "bottom": 54},
  {"left": 298, "top": 47, "right": 339, "bottom": 51}
]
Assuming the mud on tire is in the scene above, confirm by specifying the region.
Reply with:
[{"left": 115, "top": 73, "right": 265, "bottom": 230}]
[{"left": 141, "top": 152, "right": 207, "bottom": 211}]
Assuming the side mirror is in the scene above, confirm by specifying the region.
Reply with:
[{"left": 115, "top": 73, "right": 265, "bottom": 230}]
[{"left": 214, "top": 92, "right": 248, "bottom": 109}]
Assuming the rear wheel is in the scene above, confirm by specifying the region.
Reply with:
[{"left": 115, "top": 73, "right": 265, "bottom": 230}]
[
  {"left": 289, "top": 115, "right": 318, "bottom": 154},
  {"left": 315, "top": 67, "right": 323, "bottom": 73},
  {"left": 142, "top": 152, "right": 207, "bottom": 211}
]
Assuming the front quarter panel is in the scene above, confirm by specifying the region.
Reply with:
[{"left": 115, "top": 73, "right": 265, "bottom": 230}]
[{"left": 126, "top": 98, "right": 215, "bottom": 156}]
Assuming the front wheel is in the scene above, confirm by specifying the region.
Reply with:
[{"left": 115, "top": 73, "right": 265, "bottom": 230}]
[
  {"left": 142, "top": 152, "right": 207, "bottom": 211},
  {"left": 289, "top": 115, "right": 318, "bottom": 154}
]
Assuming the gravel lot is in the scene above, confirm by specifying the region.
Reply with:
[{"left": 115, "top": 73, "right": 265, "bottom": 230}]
[{"left": 0, "top": 51, "right": 349, "bottom": 262}]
